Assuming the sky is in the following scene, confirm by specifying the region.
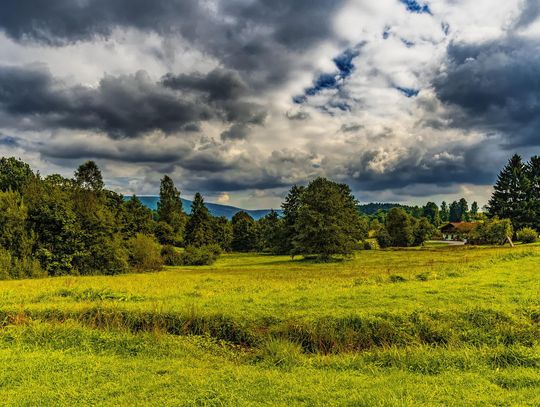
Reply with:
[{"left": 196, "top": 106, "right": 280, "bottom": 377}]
[{"left": 0, "top": 0, "right": 539, "bottom": 209}]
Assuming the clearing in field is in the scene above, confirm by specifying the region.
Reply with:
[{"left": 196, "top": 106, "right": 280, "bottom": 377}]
[{"left": 1, "top": 245, "right": 540, "bottom": 405}]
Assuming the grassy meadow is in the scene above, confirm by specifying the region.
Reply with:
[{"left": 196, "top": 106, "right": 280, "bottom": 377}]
[{"left": 1, "top": 244, "right": 540, "bottom": 405}]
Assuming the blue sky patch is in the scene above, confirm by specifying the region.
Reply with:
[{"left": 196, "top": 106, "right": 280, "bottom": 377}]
[
  {"left": 397, "top": 87, "right": 420, "bottom": 97},
  {"left": 293, "top": 48, "right": 360, "bottom": 104},
  {"left": 400, "top": 0, "right": 432, "bottom": 14}
]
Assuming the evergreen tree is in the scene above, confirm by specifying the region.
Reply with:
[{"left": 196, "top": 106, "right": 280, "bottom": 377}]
[
  {"left": 210, "top": 216, "right": 233, "bottom": 252},
  {"left": 470, "top": 201, "right": 479, "bottom": 220},
  {"left": 422, "top": 202, "right": 441, "bottom": 226},
  {"left": 257, "top": 210, "right": 283, "bottom": 253},
  {"left": 123, "top": 195, "right": 154, "bottom": 237},
  {"left": 440, "top": 201, "right": 449, "bottom": 223},
  {"left": 293, "top": 178, "right": 363, "bottom": 260},
  {"left": 449, "top": 201, "right": 462, "bottom": 222},
  {"left": 184, "top": 193, "right": 213, "bottom": 247},
  {"left": 157, "top": 175, "right": 186, "bottom": 245},
  {"left": 75, "top": 161, "right": 104, "bottom": 191},
  {"left": 488, "top": 154, "right": 531, "bottom": 230},
  {"left": 231, "top": 211, "right": 258, "bottom": 252},
  {"left": 526, "top": 156, "right": 540, "bottom": 230},
  {"left": 458, "top": 198, "right": 470, "bottom": 222},
  {"left": 280, "top": 185, "right": 305, "bottom": 255}
]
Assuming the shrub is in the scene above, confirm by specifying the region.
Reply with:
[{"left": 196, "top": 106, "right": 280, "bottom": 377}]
[
  {"left": 179, "top": 244, "right": 221, "bottom": 266},
  {"left": 161, "top": 245, "right": 183, "bottom": 266},
  {"left": 127, "top": 234, "right": 163, "bottom": 271},
  {"left": 469, "top": 219, "right": 513, "bottom": 245},
  {"left": 376, "top": 229, "right": 392, "bottom": 249},
  {"left": 517, "top": 227, "right": 538, "bottom": 244}
]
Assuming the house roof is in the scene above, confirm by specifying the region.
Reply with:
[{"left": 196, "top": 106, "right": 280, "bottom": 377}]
[{"left": 440, "top": 222, "right": 478, "bottom": 233}]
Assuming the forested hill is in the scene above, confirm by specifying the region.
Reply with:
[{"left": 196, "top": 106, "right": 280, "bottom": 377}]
[
  {"left": 357, "top": 203, "right": 417, "bottom": 215},
  {"left": 133, "top": 196, "right": 280, "bottom": 220},
  {"left": 134, "top": 196, "right": 415, "bottom": 219}
]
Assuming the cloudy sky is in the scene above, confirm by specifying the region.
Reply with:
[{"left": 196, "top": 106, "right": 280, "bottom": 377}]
[{"left": 0, "top": 0, "right": 539, "bottom": 208}]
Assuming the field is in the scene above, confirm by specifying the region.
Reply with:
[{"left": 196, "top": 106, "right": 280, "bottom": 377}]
[{"left": 1, "top": 245, "right": 540, "bottom": 406}]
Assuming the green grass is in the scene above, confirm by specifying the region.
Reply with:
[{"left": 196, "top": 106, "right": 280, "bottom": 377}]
[{"left": 1, "top": 245, "right": 540, "bottom": 405}]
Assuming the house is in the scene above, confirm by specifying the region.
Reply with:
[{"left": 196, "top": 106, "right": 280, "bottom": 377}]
[{"left": 440, "top": 222, "right": 477, "bottom": 241}]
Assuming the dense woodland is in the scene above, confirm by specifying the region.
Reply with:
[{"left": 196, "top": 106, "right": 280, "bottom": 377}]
[{"left": 0, "top": 154, "right": 537, "bottom": 279}]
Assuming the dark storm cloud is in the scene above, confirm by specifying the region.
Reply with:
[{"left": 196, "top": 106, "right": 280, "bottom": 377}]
[
  {"left": 39, "top": 142, "right": 186, "bottom": 163},
  {"left": 0, "top": 64, "right": 265, "bottom": 138},
  {"left": 163, "top": 68, "right": 267, "bottom": 130},
  {"left": 434, "top": 36, "right": 540, "bottom": 147},
  {"left": 0, "top": 0, "right": 346, "bottom": 89},
  {"left": 344, "top": 146, "right": 496, "bottom": 193},
  {"left": 162, "top": 69, "right": 248, "bottom": 101}
]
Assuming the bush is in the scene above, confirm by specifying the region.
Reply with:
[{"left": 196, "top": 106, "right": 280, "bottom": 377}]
[
  {"left": 127, "top": 234, "right": 163, "bottom": 271},
  {"left": 469, "top": 219, "right": 513, "bottom": 245},
  {"left": 161, "top": 245, "right": 183, "bottom": 266},
  {"left": 179, "top": 244, "right": 221, "bottom": 266},
  {"left": 517, "top": 227, "right": 538, "bottom": 244},
  {"left": 376, "top": 229, "right": 392, "bottom": 248}
]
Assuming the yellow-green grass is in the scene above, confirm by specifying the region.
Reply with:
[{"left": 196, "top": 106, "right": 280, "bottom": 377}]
[{"left": 1, "top": 245, "right": 540, "bottom": 405}]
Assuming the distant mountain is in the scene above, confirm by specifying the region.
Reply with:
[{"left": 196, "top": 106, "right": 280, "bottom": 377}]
[{"left": 130, "top": 196, "right": 280, "bottom": 220}]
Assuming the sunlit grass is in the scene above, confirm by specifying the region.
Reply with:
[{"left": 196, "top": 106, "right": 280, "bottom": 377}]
[{"left": 1, "top": 245, "right": 540, "bottom": 405}]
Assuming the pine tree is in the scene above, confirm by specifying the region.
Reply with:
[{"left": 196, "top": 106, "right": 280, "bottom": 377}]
[
  {"left": 526, "top": 156, "right": 540, "bottom": 230},
  {"left": 280, "top": 185, "right": 304, "bottom": 255},
  {"left": 488, "top": 154, "right": 531, "bottom": 230},
  {"left": 470, "top": 201, "right": 479, "bottom": 220},
  {"left": 458, "top": 198, "right": 470, "bottom": 222},
  {"left": 184, "top": 193, "right": 213, "bottom": 247},
  {"left": 293, "top": 178, "right": 363, "bottom": 260},
  {"left": 449, "top": 201, "right": 461, "bottom": 222},
  {"left": 157, "top": 175, "right": 186, "bottom": 244}
]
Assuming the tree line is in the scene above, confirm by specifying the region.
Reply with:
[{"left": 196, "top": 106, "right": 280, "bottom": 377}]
[{"left": 0, "top": 153, "right": 537, "bottom": 279}]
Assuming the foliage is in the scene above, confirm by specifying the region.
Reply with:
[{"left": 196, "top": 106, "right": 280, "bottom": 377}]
[
  {"left": 256, "top": 210, "right": 283, "bottom": 253},
  {"left": 127, "top": 234, "right": 163, "bottom": 271},
  {"left": 178, "top": 244, "right": 221, "bottom": 266},
  {"left": 280, "top": 185, "right": 304, "bottom": 255},
  {"left": 468, "top": 218, "right": 513, "bottom": 245},
  {"left": 413, "top": 217, "right": 435, "bottom": 246},
  {"left": 488, "top": 154, "right": 534, "bottom": 231},
  {"left": 210, "top": 216, "right": 233, "bottom": 252},
  {"left": 156, "top": 176, "right": 186, "bottom": 245},
  {"left": 160, "top": 245, "right": 184, "bottom": 266},
  {"left": 154, "top": 221, "right": 176, "bottom": 246},
  {"left": 440, "top": 201, "right": 449, "bottom": 222},
  {"left": 422, "top": 202, "right": 441, "bottom": 226},
  {"left": 74, "top": 161, "right": 104, "bottom": 191},
  {"left": 292, "top": 178, "right": 367, "bottom": 259},
  {"left": 231, "top": 211, "right": 259, "bottom": 252},
  {"left": 517, "top": 227, "right": 538, "bottom": 244},
  {"left": 0, "top": 156, "right": 34, "bottom": 193},
  {"left": 382, "top": 208, "right": 414, "bottom": 247},
  {"left": 122, "top": 196, "right": 154, "bottom": 238},
  {"left": 184, "top": 193, "right": 214, "bottom": 247}
]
